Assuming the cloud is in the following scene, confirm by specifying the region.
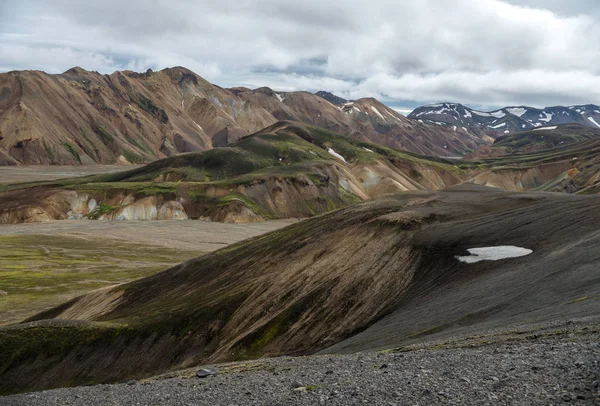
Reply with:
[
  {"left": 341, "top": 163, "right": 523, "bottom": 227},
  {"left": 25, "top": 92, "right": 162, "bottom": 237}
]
[{"left": 1, "top": 0, "right": 599, "bottom": 108}]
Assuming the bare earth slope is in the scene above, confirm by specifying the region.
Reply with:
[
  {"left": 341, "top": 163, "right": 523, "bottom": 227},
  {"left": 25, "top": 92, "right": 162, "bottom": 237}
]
[
  {"left": 0, "top": 67, "right": 276, "bottom": 165},
  {"left": 230, "top": 87, "right": 494, "bottom": 156},
  {"left": 1, "top": 185, "right": 598, "bottom": 394},
  {"left": 0, "top": 122, "right": 465, "bottom": 224},
  {"left": 0, "top": 67, "right": 496, "bottom": 166}
]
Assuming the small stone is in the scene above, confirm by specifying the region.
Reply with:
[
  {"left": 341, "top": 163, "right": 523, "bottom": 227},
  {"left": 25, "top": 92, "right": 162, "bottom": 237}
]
[
  {"left": 127, "top": 380, "right": 136, "bottom": 385},
  {"left": 196, "top": 368, "right": 217, "bottom": 378},
  {"left": 491, "top": 376, "right": 500, "bottom": 382},
  {"left": 380, "top": 364, "right": 388, "bottom": 369},
  {"left": 460, "top": 377, "right": 471, "bottom": 383},
  {"left": 593, "top": 380, "right": 599, "bottom": 388},
  {"left": 561, "top": 394, "right": 571, "bottom": 402},
  {"left": 325, "top": 370, "right": 334, "bottom": 375}
]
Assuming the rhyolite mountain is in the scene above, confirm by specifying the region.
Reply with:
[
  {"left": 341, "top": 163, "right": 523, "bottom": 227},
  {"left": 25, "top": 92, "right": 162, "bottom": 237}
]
[
  {"left": 409, "top": 102, "right": 600, "bottom": 134},
  {"left": 0, "top": 67, "right": 277, "bottom": 165},
  {"left": 230, "top": 87, "right": 494, "bottom": 156},
  {"left": 0, "top": 67, "right": 494, "bottom": 165}
]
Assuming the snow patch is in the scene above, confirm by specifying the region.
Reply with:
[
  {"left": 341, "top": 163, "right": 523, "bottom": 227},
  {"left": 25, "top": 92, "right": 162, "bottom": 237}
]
[
  {"left": 489, "top": 122, "right": 506, "bottom": 129},
  {"left": 588, "top": 117, "right": 600, "bottom": 128},
  {"left": 193, "top": 120, "right": 203, "bottom": 131},
  {"left": 506, "top": 107, "right": 527, "bottom": 117},
  {"left": 473, "top": 110, "right": 505, "bottom": 118},
  {"left": 362, "top": 147, "right": 374, "bottom": 153},
  {"left": 275, "top": 93, "right": 284, "bottom": 102},
  {"left": 533, "top": 126, "right": 557, "bottom": 131},
  {"left": 456, "top": 246, "right": 533, "bottom": 263},
  {"left": 539, "top": 112, "right": 553, "bottom": 123},
  {"left": 370, "top": 105, "right": 385, "bottom": 119},
  {"left": 327, "top": 148, "right": 346, "bottom": 162}
]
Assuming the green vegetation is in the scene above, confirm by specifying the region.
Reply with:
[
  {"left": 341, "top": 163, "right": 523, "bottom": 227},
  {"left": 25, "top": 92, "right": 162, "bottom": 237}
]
[
  {"left": 122, "top": 150, "right": 144, "bottom": 164},
  {"left": 83, "top": 202, "right": 120, "bottom": 219},
  {"left": 135, "top": 95, "right": 169, "bottom": 123},
  {"left": 0, "top": 234, "right": 199, "bottom": 326},
  {"left": 63, "top": 143, "right": 81, "bottom": 164}
]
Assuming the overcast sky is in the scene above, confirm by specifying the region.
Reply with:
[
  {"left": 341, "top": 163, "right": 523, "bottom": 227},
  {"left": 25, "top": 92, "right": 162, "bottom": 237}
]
[{"left": 1, "top": 0, "right": 599, "bottom": 111}]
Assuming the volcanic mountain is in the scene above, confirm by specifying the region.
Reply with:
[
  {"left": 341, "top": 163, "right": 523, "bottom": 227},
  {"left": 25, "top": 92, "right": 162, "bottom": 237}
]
[
  {"left": 230, "top": 87, "right": 494, "bottom": 156},
  {"left": 0, "top": 67, "right": 277, "bottom": 165},
  {"left": 409, "top": 102, "right": 600, "bottom": 134},
  {"left": 1, "top": 185, "right": 598, "bottom": 394},
  {"left": 0, "top": 67, "right": 494, "bottom": 165}
]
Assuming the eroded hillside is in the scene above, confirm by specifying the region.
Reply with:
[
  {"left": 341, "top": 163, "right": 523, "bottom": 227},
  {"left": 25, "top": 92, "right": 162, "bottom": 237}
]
[
  {"left": 0, "top": 122, "right": 465, "bottom": 223},
  {"left": 1, "top": 185, "right": 598, "bottom": 394}
]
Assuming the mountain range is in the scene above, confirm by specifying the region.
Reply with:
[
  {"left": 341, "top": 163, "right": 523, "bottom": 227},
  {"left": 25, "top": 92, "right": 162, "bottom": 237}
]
[
  {"left": 409, "top": 102, "right": 600, "bottom": 134},
  {"left": 0, "top": 67, "right": 491, "bottom": 165}
]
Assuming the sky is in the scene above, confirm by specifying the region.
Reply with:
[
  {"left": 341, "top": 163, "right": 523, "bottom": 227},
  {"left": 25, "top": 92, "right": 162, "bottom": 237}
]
[{"left": 1, "top": 0, "right": 599, "bottom": 112}]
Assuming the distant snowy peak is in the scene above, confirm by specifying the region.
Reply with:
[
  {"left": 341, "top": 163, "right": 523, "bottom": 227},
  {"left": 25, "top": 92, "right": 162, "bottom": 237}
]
[{"left": 408, "top": 103, "right": 600, "bottom": 134}]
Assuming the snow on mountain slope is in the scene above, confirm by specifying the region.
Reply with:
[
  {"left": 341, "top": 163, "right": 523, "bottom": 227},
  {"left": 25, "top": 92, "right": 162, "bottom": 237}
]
[{"left": 409, "top": 103, "right": 600, "bottom": 134}]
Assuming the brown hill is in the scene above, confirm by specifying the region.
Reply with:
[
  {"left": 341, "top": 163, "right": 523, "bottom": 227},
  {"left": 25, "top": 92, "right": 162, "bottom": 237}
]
[
  {"left": 0, "top": 66, "right": 497, "bottom": 165},
  {"left": 0, "top": 122, "right": 465, "bottom": 223},
  {"left": 230, "top": 87, "right": 494, "bottom": 156},
  {"left": 0, "top": 67, "right": 276, "bottom": 165}
]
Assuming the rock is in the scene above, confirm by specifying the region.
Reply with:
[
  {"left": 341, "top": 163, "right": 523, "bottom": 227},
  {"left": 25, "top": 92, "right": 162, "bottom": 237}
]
[
  {"left": 380, "top": 364, "right": 388, "bottom": 369},
  {"left": 196, "top": 368, "right": 216, "bottom": 378},
  {"left": 126, "top": 380, "right": 136, "bottom": 385},
  {"left": 325, "top": 370, "right": 334, "bottom": 375}
]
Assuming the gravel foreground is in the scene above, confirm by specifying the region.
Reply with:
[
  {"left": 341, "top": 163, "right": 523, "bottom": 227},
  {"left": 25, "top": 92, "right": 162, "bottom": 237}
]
[{"left": 2, "top": 321, "right": 599, "bottom": 406}]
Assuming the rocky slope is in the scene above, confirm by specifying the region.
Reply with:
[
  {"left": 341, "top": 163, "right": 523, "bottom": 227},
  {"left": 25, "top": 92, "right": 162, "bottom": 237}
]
[
  {"left": 465, "top": 135, "right": 600, "bottom": 194},
  {"left": 1, "top": 185, "right": 599, "bottom": 394},
  {"left": 409, "top": 102, "right": 600, "bottom": 134},
  {"left": 4, "top": 318, "right": 599, "bottom": 405},
  {"left": 0, "top": 67, "right": 278, "bottom": 165},
  {"left": 468, "top": 123, "right": 600, "bottom": 157},
  {"left": 230, "top": 87, "right": 494, "bottom": 156},
  {"left": 0, "top": 122, "right": 465, "bottom": 223},
  {"left": 314, "top": 90, "right": 348, "bottom": 105}
]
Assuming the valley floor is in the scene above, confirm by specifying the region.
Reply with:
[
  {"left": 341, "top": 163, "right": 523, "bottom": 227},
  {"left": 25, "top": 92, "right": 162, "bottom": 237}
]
[
  {"left": 0, "top": 219, "right": 295, "bottom": 325},
  {"left": 0, "top": 165, "right": 139, "bottom": 184},
  {"left": 3, "top": 317, "right": 598, "bottom": 406}
]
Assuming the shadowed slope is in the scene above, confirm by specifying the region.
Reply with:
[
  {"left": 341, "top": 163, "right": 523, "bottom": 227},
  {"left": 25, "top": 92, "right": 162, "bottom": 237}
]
[{"left": 1, "top": 186, "right": 599, "bottom": 394}]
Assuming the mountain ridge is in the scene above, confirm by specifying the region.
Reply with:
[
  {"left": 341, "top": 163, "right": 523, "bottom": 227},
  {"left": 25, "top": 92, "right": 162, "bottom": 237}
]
[
  {"left": 0, "top": 66, "right": 494, "bottom": 165},
  {"left": 409, "top": 102, "right": 600, "bottom": 134}
]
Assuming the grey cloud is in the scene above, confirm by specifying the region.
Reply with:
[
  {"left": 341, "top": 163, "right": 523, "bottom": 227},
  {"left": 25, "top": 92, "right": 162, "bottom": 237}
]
[{"left": 1, "top": 0, "right": 599, "bottom": 109}]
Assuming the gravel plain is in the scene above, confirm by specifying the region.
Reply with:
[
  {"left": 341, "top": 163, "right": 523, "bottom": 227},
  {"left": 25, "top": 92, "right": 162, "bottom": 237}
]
[{"left": 3, "top": 318, "right": 599, "bottom": 406}]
